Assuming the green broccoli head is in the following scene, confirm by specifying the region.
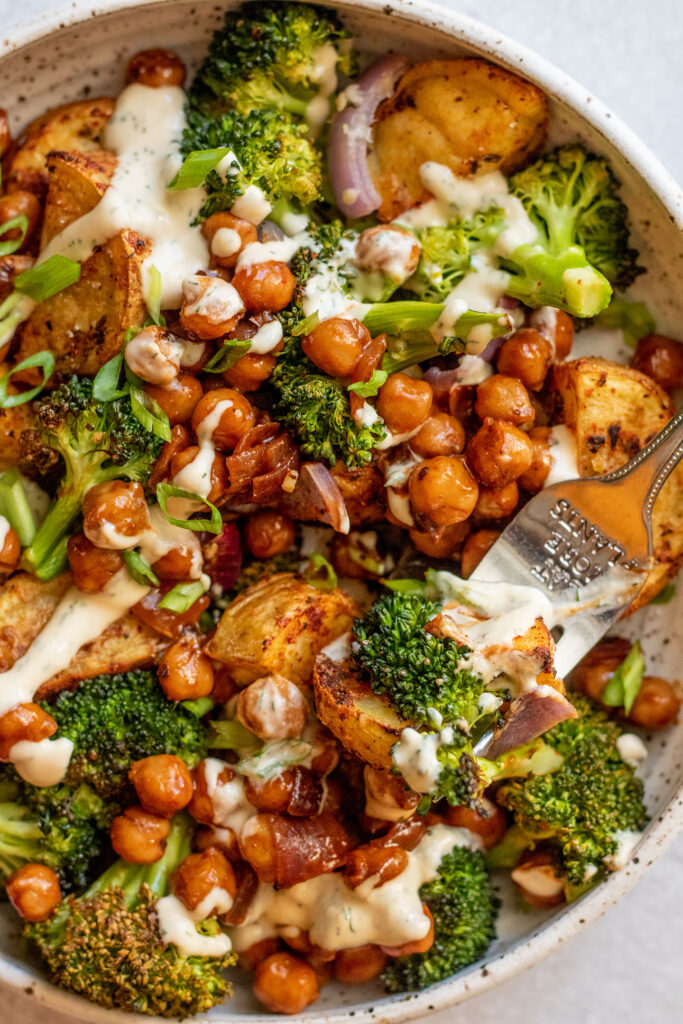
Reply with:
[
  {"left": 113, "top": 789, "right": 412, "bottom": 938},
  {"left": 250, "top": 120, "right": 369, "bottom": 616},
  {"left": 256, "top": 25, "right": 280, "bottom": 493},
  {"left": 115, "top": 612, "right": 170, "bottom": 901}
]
[
  {"left": 26, "top": 814, "right": 235, "bottom": 1018},
  {"left": 382, "top": 844, "right": 499, "bottom": 992},
  {"left": 405, "top": 209, "right": 506, "bottom": 301},
  {"left": 495, "top": 693, "right": 647, "bottom": 884}
]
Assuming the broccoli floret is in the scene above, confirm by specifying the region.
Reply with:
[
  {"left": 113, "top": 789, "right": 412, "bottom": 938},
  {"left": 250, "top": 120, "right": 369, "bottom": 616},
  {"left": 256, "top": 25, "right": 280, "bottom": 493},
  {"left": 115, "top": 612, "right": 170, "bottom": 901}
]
[
  {"left": 382, "top": 844, "right": 499, "bottom": 992},
  {"left": 26, "top": 814, "right": 234, "bottom": 1018},
  {"left": 352, "top": 592, "right": 485, "bottom": 726},
  {"left": 495, "top": 693, "right": 647, "bottom": 884},
  {"left": 21, "top": 376, "right": 163, "bottom": 579},
  {"left": 38, "top": 670, "right": 209, "bottom": 803},
  {"left": 406, "top": 210, "right": 506, "bottom": 301}
]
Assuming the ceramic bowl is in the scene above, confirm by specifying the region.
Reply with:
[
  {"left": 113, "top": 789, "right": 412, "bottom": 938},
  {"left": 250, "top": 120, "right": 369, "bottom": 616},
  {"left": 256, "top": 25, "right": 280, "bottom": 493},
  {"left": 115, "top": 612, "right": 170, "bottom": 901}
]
[{"left": 0, "top": 1, "right": 682, "bottom": 1021}]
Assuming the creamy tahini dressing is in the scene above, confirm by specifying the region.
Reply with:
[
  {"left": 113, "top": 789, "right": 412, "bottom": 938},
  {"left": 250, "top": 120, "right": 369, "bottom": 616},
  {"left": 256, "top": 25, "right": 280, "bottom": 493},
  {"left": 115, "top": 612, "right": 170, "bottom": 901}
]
[
  {"left": 172, "top": 398, "right": 230, "bottom": 504},
  {"left": 306, "top": 43, "right": 341, "bottom": 136},
  {"left": 9, "top": 736, "right": 75, "bottom": 787},
  {"left": 156, "top": 892, "right": 233, "bottom": 957},
  {"left": 392, "top": 726, "right": 455, "bottom": 793},
  {"left": 544, "top": 425, "right": 579, "bottom": 487},
  {"left": 0, "top": 515, "right": 10, "bottom": 550},
  {"left": 248, "top": 320, "right": 283, "bottom": 355},
  {"left": 202, "top": 758, "right": 256, "bottom": 835}
]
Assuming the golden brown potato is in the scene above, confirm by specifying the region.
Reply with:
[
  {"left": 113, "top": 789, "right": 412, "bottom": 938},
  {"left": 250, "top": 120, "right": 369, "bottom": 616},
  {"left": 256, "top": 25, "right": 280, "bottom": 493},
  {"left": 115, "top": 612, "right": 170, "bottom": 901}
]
[
  {"left": 14, "top": 228, "right": 148, "bottom": 382},
  {"left": 312, "top": 655, "right": 407, "bottom": 770},
  {"left": 0, "top": 364, "right": 38, "bottom": 470},
  {"left": 328, "top": 463, "right": 386, "bottom": 525},
  {"left": 206, "top": 573, "right": 358, "bottom": 686},
  {"left": 0, "top": 572, "right": 70, "bottom": 671},
  {"left": 552, "top": 357, "right": 682, "bottom": 609},
  {"left": 41, "top": 149, "right": 116, "bottom": 247},
  {"left": 370, "top": 58, "right": 548, "bottom": 219}
]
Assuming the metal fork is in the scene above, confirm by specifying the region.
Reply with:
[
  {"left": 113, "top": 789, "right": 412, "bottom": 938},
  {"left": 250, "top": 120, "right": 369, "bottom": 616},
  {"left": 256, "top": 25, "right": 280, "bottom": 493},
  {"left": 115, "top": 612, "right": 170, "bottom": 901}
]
[{"left": 470, "top": 408, "right": 683, "bottom": 677}]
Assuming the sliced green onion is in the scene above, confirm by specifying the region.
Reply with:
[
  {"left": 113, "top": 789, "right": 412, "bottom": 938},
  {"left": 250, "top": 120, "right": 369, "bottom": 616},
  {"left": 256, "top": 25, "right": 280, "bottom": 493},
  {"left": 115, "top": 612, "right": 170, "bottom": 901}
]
[
  {"left": 602, "top": 640, "right": 645, "bottom": 716},
  {"left": 204, "top": 339, "right": 251, "bottom": 374},
  {"left": 291, "top": 310, "right": 320, "bottom": 337},
  {"left": 167, "top": 147, "right": 233, "bottom": 190},
  {"left": 210, "top": 719, "right": 260, "bottom": 750},
  {"left": 129, "top": 385, "right": 171, "bottom": 442},
  {"left": 0, "top": 351, "right": 55, "bottom": 409},
  {"left": 32, "top": 533, "right": 69, "bottom": 581},
  {"left": 649, "top": 583, "right": 675, "bottom": 605},
  {"left": 384, "top": 578, "right": 428, "bottom": 595},
  {"left": 181, "top": 696, "right": 215, "bottom": 717},
  {"left": 0, "top": 292, "right": 32, "bottom": 346},
  {"left": 0, "top": 469, "right": 37, "bottom": 546},
  {"left": 304, "top": 552, "right": 338, "bottom": 592},
  {"left": 93, "top": 351, "right": 128, "bottom": 401},
  {"left": 156, "top": 482, "right": 222, "bottom": 535},
  {"left": 145, "top": 265, "right": 165, "bottom": 327},
  {"left": 348, "top": 367, "right": 388, "bottom": 398},
  {"left": 15, "top": 255, "right": 80, "bottom": 302},
  {"left": 0, "top": 215, "right": 28, "bottom": 257},
  {"left": 122, "top": 549, "right": 159, "bottom": 587},
  {"left": 159, "top": 579, "right": 207, "bottom": 612}
]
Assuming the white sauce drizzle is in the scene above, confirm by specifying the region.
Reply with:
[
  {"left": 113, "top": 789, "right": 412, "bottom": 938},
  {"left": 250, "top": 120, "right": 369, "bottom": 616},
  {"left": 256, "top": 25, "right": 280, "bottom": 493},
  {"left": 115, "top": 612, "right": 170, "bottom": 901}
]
[
  {"left": 230, "top": 185, "right": 272, "bottom": 225},
  {"left": 392, "top": 726, "right": 455, "bottom": 793},
  {"left": 306, "top": 43, "right": 340, "bottom": 136},
  {"left": 9, "top": 736, "right": 75, "bottom": 787},
  {"left": 543, "top": 425, "right": 579, "bottom": 487},
  {"left": 211, "top": 227, "right": 242, "bottom": 259},
  {"left": 156, "top": 893, "right": 233, "bottom": 957},
  {"left": 616, "top": 733, "right": 649, "bottom": 767},
  {"left": 203, "top": 757, "right": 256, "bottom": 836},
  {"left": 0, "top": 515, "right": 10, "bottom": 550},
  {"left": 248, "top": 320, "right": 283, "bottom": 355}
]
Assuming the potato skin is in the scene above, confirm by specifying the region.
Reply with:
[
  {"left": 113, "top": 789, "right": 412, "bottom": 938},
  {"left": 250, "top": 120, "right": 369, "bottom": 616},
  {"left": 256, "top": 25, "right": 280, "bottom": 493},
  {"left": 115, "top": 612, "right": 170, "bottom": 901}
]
[
  {"left": 41, "top": 149, "right": 116, "bottom": 247},
  {"left": 369, "top": 58, "right": 548, "bottom": 219},
  {"left": 206, "top": 574, "right": 358, "bottom": 686}
]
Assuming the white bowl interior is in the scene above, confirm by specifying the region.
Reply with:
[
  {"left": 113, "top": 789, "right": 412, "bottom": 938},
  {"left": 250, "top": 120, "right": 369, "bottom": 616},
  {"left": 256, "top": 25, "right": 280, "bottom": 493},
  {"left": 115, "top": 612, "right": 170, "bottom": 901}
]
[{"left": 0, "top": 2, "right": 682, "bottom": 1021}]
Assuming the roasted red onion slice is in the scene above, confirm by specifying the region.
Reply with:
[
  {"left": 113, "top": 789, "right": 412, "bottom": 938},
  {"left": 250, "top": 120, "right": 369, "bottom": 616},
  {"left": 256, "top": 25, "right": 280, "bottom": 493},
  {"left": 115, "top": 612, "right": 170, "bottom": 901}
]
[
  {"left": 483, "top": 689, "right": 578, "bottom": 760},
  {"left": 202, "top": 522, "right": 243, "bottom": 591},
  {"left": 328, "top": 55, "right": 408, "bottom": 218},
  {"left": 281, "top": 461, "right": 350, "bottom": 534}
]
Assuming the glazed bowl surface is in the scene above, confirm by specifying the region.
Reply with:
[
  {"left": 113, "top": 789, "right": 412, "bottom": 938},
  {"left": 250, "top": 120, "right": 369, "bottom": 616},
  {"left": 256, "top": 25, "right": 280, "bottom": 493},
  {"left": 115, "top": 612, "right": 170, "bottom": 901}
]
[{"left": 0, "top": 1, "right": 682, "bottom": 1021}]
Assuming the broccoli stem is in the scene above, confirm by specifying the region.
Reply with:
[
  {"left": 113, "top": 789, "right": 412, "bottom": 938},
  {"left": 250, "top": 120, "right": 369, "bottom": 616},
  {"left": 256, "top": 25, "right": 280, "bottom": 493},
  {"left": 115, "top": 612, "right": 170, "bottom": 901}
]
[
  {"left": 87, "top": 813, "right": 192, "bottom": 905},
  {"left": 0, "top": 469, "right": 36, "bottom": 547},
  {"left": 504, "top": 243, "right": 612, "bottom": 317},
  {"left": 0, "top": 803, "right": 45, "bottom": 873}
]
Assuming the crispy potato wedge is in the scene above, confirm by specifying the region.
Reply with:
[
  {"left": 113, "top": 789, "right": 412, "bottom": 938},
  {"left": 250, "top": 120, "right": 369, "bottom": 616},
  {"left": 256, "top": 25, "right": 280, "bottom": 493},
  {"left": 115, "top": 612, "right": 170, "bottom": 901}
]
[
  {"left": 0, "top": 363, "right": 38, "bottom": 471},
  {"left": 41, "top": 149, "right": 116, "bottom": 247},
  {"left": 6, "top": 97, "right": 114, "bottom": 197},
  {"left": 312, "top": 654, "right": 407, "bottom": 770},
  {"left": 0, "top": 255, "right": 34, "bottom": 306},
  {"left": 553, "top": 357, "right": 682, "bottom": 609},
  {"left": 0, "top": 571, "right": 70, "bottom": 671},
  {"left": 15, "top": 228, "right": 148, "bottom": 382},
  {"left": 207, "top": 573, "right": 358, "bottom": 686},
  {"left": 370, "top": 58, "right": 548, "bottom": 219}
]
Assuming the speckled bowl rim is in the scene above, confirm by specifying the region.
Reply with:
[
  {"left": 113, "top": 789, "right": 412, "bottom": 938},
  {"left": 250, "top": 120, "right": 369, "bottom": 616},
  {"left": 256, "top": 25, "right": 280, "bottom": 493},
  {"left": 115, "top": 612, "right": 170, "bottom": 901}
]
[{"left": 0, "top": 1, "right": 682, "bottom": 1021}]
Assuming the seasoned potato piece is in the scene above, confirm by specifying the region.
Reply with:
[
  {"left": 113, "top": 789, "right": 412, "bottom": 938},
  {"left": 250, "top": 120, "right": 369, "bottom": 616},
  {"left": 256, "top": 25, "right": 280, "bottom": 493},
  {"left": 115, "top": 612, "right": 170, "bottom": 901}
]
[
  {"left": 206, "top": 573, "right": 358, "bottom": 686},
  {"left": 553, "top": 357, "right": 682, "bottom": 609},
  {"left": 0, "top": 255, "right": 34, "bottom": 305},
  {"left": 0, "top": 364, "right": 38, "bottom": 471},
  {"left": 329, "top": 463, "right": 385, "bottom": 525},
  {"left": 370, "top": 58, "right": 548, "bottom": 219},
  {"left": 41, "top": 149, "right": 116, "bottom": 247},
  {"left": 312, "top": 654, "right": 407, "bottom": 770},
  {"left": 6, "top": 97, "right": 114, "bottom": 197},
  {"left": 14, "top": 228, "right": 148, "bottom": 382},
  {"left": 0, "top": 572, "right": 70, "bottom": 671}
]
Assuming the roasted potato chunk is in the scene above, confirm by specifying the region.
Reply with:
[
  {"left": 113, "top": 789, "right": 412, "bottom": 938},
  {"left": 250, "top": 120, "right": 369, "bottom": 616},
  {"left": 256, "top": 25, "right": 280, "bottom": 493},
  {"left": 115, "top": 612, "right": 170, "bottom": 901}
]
[
  {"left": 0, "top": 364, "right": 38, "bottom": 471},
  {"left": 329, "top": 463, "right": 385, "bottom": 525},
  {"left": 370, "top": 58, "right": 548, "bottom": 219},
  {"left": 0, "top": 572, "right": 70, "bottom": 671},
  {"left": 312, "top": 654, "right": 407, "bottom": 770},
  {"left": 41, "top": 149, "right": 116, "bottom": 247},
  {"left": 207, "top": 573, "right": 358, "bottom": 686},
  {"left": 553, "top": 357, "right": 682, "bottom": 609}
]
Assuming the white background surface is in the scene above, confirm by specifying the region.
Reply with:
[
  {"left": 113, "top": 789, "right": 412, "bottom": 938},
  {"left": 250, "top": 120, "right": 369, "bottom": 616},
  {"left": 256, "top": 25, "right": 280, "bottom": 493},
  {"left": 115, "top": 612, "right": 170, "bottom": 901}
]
[{"left": 0, "top": 0, "right": 681, "bottom": 1021}]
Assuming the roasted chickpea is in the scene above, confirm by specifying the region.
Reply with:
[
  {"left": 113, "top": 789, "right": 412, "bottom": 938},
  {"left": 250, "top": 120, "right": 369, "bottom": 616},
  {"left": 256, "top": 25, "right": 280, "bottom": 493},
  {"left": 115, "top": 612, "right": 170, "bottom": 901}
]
[
  {"left": 530, "top": 307, "right": 574, "bottom": 360},
  {"left": 223, "top": 351, "right": 277, "bottom": 391},
  {"left": 191, "top": 388, "right": 255, "bottom": 452},
  {"left": 188, "top": 761, "right": 237, "bottom": 827},
  {"left": 245, "top": 769, "right": 322, "bottom": 817},
  {"left": 511, "top": 850, "right": 565, "bottom": 909},
  {"left": 408, "top": 456, "right": 478, "bottom": 526},
  {"left": 0, "top": 191, "right": 42, "bottom": 251},
  {"left": 460, "top": 528, "right": 500, "bottom": 578},
  {"left": 253, "top": 952, "right": 320, "bottom": 1014},
  {"left": 364, "top": 765, "right": 420, "bottom": 822},
  {"left": 355, "top": 225, "right": 421, "bottom": 281},
  {"left": 302, "top": 317, "right": 370, "bottom": 378},
  {"left": 172, "top": 847, "right": 236, "bottom": 913},
  {"left": 82, "top": 480, "right": 149, "bottom": 549},
  {"left": 110, "top": 806, "right": 170, "bottom": 864},
  {"left": 0, "top": 523, "right": 20, "bottom": 578},
  {"left": 475, "top": 374, "right": 535, "bottom": 426},
  {"left": 629, "top": 677, "right": 681, "bottom": 730},
  {"left": 129, "top": 754, "right": 194, "bottom": 818},
  {"left": 67, "top": 532, "right": 124, "bottom": 593},
  {"left": 232, "top": 260, "right": 295, "bottom": 313},
  {"left": 237, "top": 674, "right": 308, "bottom": 741},
  {"left": 630, "top": 334, "right": 683, "bottom": 391},
  {"left": 126, "top": 47, "right": 186, "bottom": 87},
  {"left": 145, "top": 373, "right": 203, "bottom": 426},
  {"left": 376, "top": 373, "right": 433, "bottom": 434},
  {"left": 171, "top": 445, "right": 228, "bottom": 502},
  {"left": 381, "top": 906, "right": 434, "bottom": 957},
  {"left": 409, "top": 521, "right": 471, "bottom": 559},
  {"left": 466, "top": 417, "right": 534, "bottom": 488},
  {"left": 343, "top": 843, "right": 409, "bottom": 890},
  {"left": 194, "top": 824, "right": 241, "bottom": 862},
  {"left": 411, "top": 412, "right": 465, "bottom": 457},
  {"left": 240, "top": 938, "right": 281, "bottom": 972},
  {"left": 0, "top": 703, "right": 57, "bottom": 760},
  {"left": 445, "top": 799, "right": 507, "bottom": 849},
  {"left": 475, "top": 481, "right": 519, "bottom": 520},
  {"left": 151, "top": 540, "right": 201, "bottom": 581},
  {"left": 6, "top": 864, "right": 61, "bottom": 922},
  {"left": 334, "top": 945, "right": 388, "bottom": 984},
  {"left": 573, "top": 636, "right": 632, "bottom": 703},
  {"left": 244, "top": 511, "right": 296, "bottom": 560},
  {"left": 158, "top": 637, "right": 215, "bottom": 701},
  {"left": 124, "top": 325, "right": 181, "bottom": 385},
  {"left": 518, "top": 426, "right": 553, "bottom": 493},
  {"left": 180, "top": 275, "right": 245, "bottom": 340},
  {"left": 202, "top": 212, "right": 258, "bottom": 268},
  {"left": 496, "top": 328, "right": 552, "bottom": 391},
  {"left": 149, "top": 424, "right": 191, "bottom": 489}
]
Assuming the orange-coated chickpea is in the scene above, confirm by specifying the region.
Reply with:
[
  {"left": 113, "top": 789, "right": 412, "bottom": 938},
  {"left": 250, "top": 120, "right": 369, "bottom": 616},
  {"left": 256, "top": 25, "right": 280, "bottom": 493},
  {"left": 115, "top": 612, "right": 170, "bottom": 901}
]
[
  {"left": 191, "top": 388, "right": 255, "bottom": 452},
  {"left": 496, "top": 328, "right": 552, "bottom": 391},
  {"left": 460, "top": 528, "right": 500, "bottom": 578},
  {"left": 82, "top": 480, "right": 149, "bottom": 549},
  {"left": 171, "top": 445, "right": 227, "bottom": 503},
  {"left": 334, "top": 945, "right": 388, "bottom": 984},
  {"left": 364, "top": 765, "right": 420, "bottom": 822},
  {"left": 202, "top": 212, "right": 257, "bottom": 269},
  {"left": 511, "top": 850, "right": 565, "bottom": 909},
  {"left": 475, "top": 374, "right": 535, "bottom": 426},
  {"left": 302, "top": 317, "right": 370, "bottom": 378},
  {"left": 158, "top": 636, "right": 215, "bottom": 701},
  {"left": 381, "top": 906, "right": 434, "bottom": 957},
  {"left": 252, "top": 952, "right": 320, "bottom": 1014},
  {"left": 237, "top": 674, "right": 308, "bottom": 741},
  {"left": 110, "top": 806, "right": 170, "bottom": 864},
  {"left": 376, "top": 373, "right": 433, "bottom": 434},
  {"left": 409, "top": 521, "right": 471, "bottom": 559},
  {"left": 194, "top": 824, "right": 241, "bottom": 862},
  {"left": 573, "top": 636, "right": 632, "bottom": 703},
  {"left": 411, "top": 412, "right": 465, "bottom": 457},
  {"left": 466, "top": 417, "right": 534, "bottom": 488},
  {"left": 0, "top": 703, "right": 57, "bottom": 760},
  {"left": 0, "top": 523, "right": 20, "bottom": 579},
  {"left": 129, "top": 754, "right": 194, "bottom": 818},
  {"left": 125, "top": 47, "right": 186, "bottom": 87},
  {"left": 530, "top": 308, "right": 574, "bottom": 360},
  {"left": 355, "top": 225, "right": 421, "bottom": 281},
  {"left": 240, "top": 938, "right": 281, "bottom": 972},
  {"left": 151, "top": 542, "right": 200, "bottom": 581},
  {"left": 67, "top": 532, "right": 124, "bottom": 593},
  {"left": 408, "top": 456, "right": 479, "bottom": 526},
  {"left": 172, "top": 847, "right": 236, "bottom": 912},
  {"left": 629, "top": 677, "right": 681, "bottom": 730},
  {"left": 244, "top": 511, "right": 295, "bottom": 560},
  {"left": 518, "top": 426, "right": 553, "bottom": 493},
  {"left": 6, "top": 864, "right": 60, "bottom": 922},
  {"left": 223, "top": 351, "right": 277, "bottom": 392},
  {"left": 475, "top": 481, "right": 519, "bottom": 520},
  {"left": 145, "top": 373, "right": 203, "bottom": 426},
  {"left": 180, "top": 275, "right": 246, "bottom": 340},
  {"left": 124, "top": 325, "right": 181, "bottom": 386},
  {"left": 149, "top": 424, "right": 191, "bottom": 488},
  {"left": 188, "top": 761, "right": 237, "bottom": 828},
  {"left": 0, "top": 191, "right": 42, "bottom": 251},
  {"left": 343, "top": 843, "right": 409, "bottom": 890},
  {"left": 630, "top": 334, "right": 683, "bottom": 391},
  {"left": 445, "top": 799, "right": 507, "bottom": 849},
  {"left": 232, "top": 260, "right": 295, "bottom": 313}
]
